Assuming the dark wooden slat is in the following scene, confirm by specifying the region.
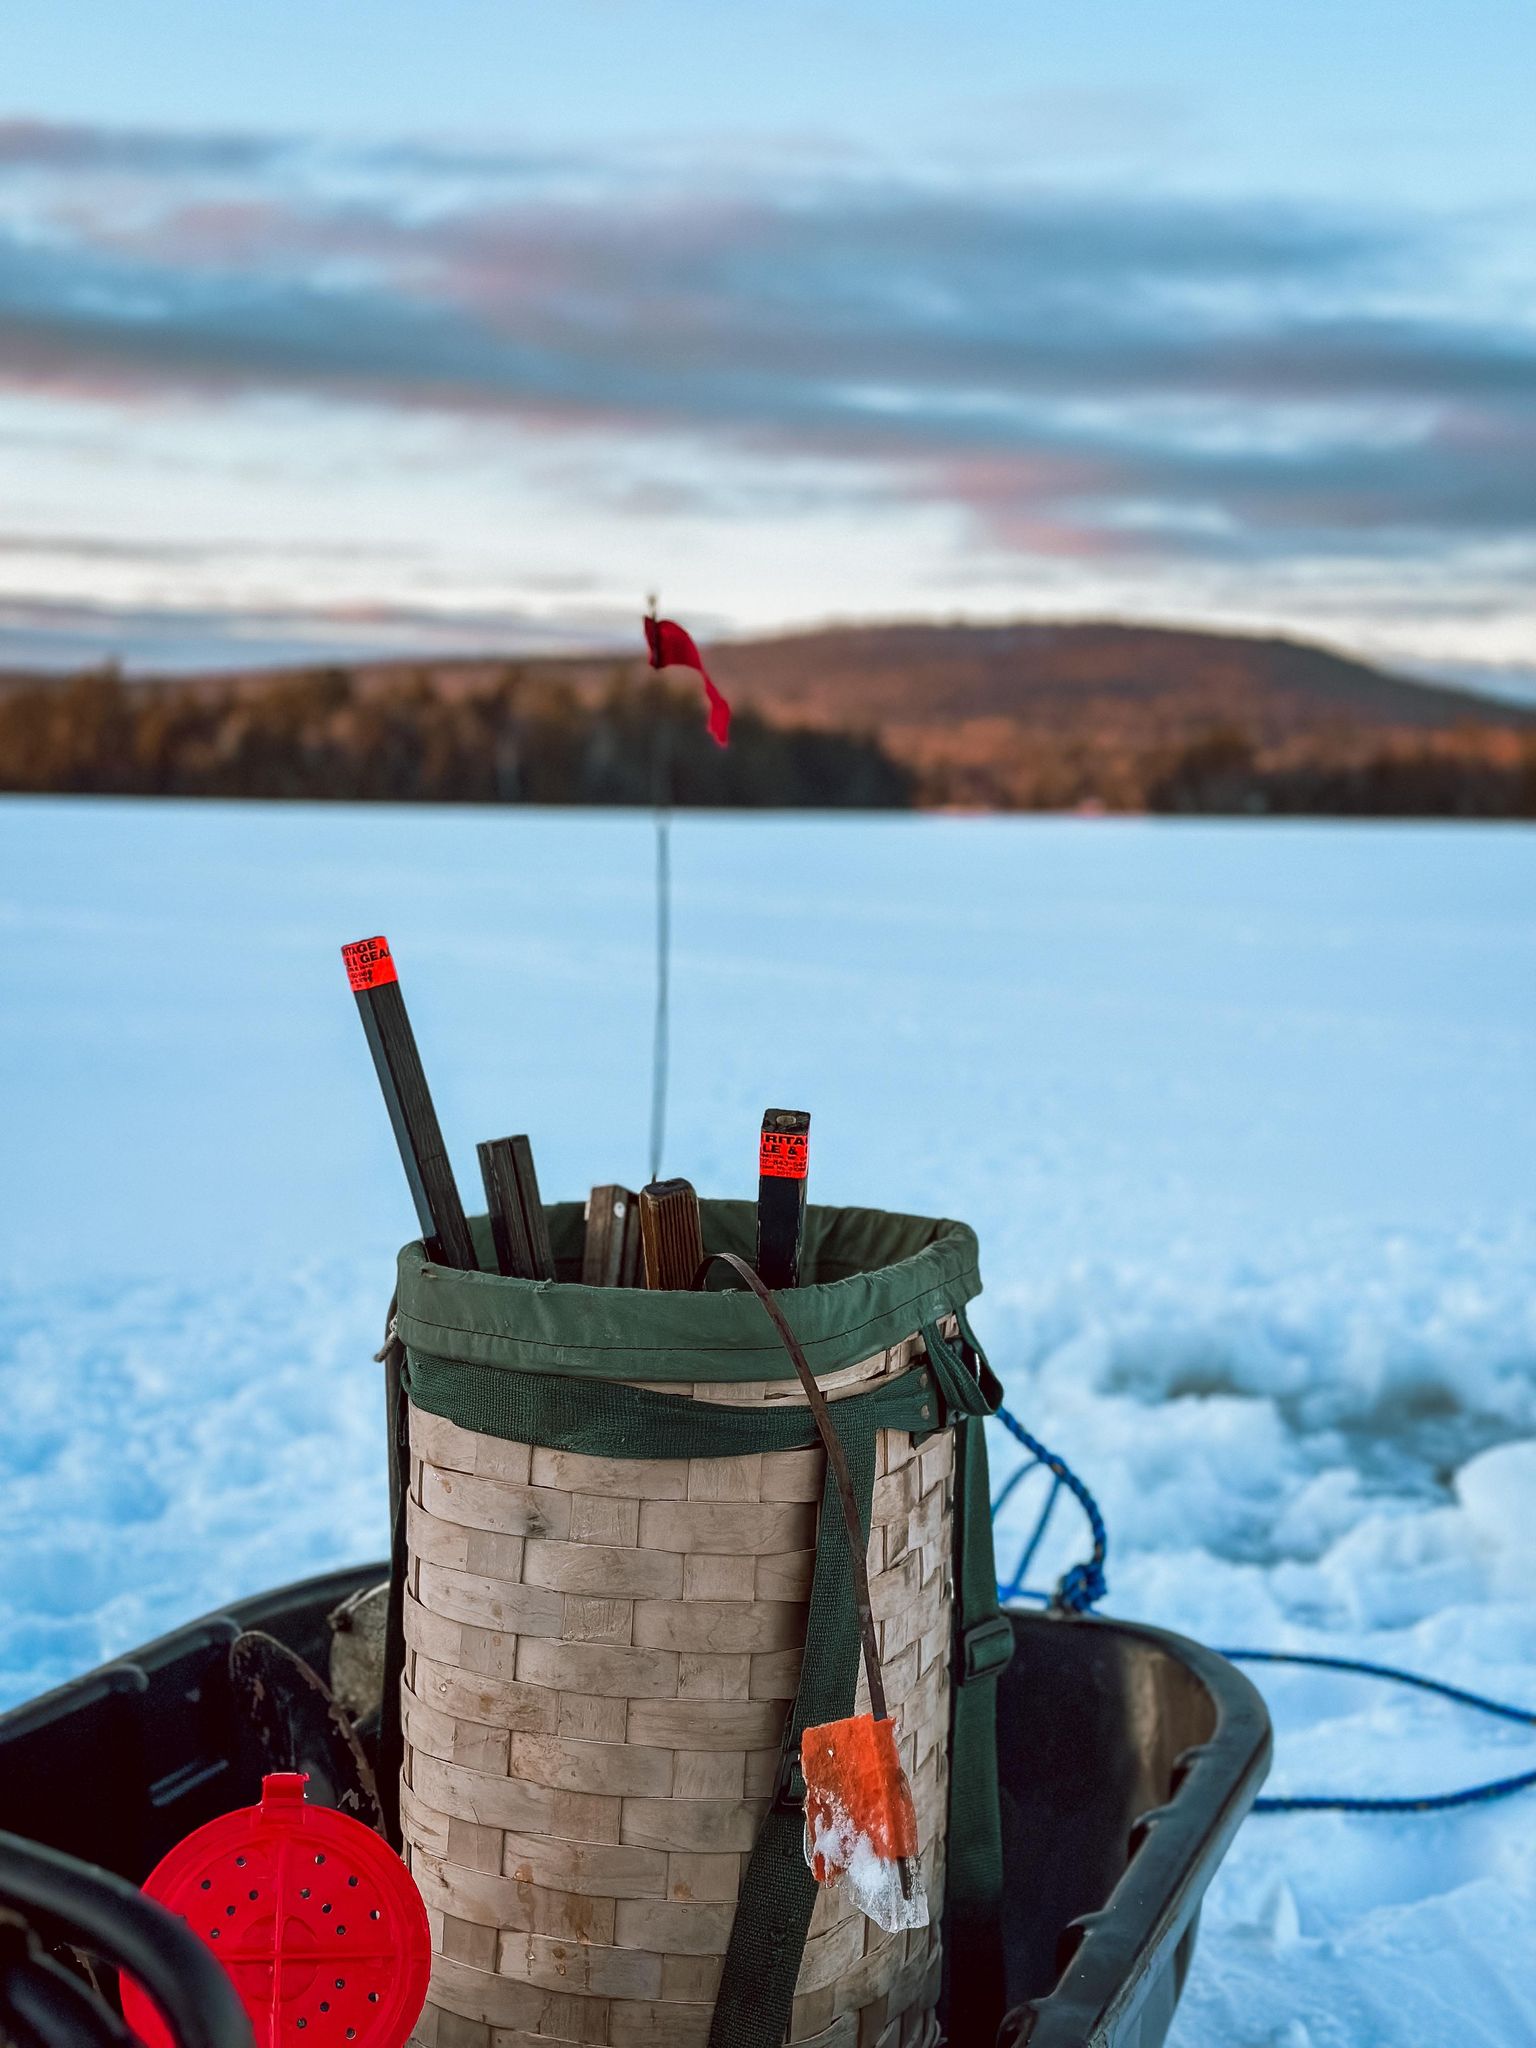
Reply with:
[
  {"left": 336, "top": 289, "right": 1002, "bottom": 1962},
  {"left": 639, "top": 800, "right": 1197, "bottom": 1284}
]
[
  {"left": 509, "top": 1135, "right": 556, "bottom": 1281},
  {"left": 477, "top": 1137, "right": 537, "bottom": 1278},
  {"left": 476, "top": 1135, "right": 555, "bottom": 1281},
  {"left": 582, "top": 1185, "right": 640, "bottom": 1287},
  {"left": 638, "top": 1179, "right": 704, "bottom": 1291}
]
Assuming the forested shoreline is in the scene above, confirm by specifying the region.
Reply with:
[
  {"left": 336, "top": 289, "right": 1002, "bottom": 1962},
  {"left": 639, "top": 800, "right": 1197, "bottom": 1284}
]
[
  {"left": 0, "top": 665, "right": 914, "bottom": 809},
  {"left": 1, "top": 661, "right": 1532, "bottom": 816}
]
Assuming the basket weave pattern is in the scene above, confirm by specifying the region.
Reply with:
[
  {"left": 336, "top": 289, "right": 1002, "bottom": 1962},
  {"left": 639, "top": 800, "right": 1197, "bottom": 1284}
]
[{"left": 401, "top": 1334, "right": 953, "bottom": 2048}]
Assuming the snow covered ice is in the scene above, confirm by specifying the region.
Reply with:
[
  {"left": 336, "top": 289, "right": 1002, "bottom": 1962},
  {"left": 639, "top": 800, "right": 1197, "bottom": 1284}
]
[{"left": 2, "top": 798, "right": 1533, "bottom": 2047}]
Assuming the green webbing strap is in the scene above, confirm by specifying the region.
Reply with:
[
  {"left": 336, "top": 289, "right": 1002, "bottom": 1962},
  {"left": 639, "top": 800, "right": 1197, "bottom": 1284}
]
[
  {"left": 928, "top": 1313, "right": 1013, "bottom": 2044},
  {"left": 921, "top": 1312, "right": 1004, "bottom": 1419},
  {"left": 404, "top": 1344, "right": 940, "bottom": 1458},
  {"left": 706, "top": 1415, "right": 879, "bottom": 2048},
  {"left": 378, "top": 1301, "right": 408, "bottom": 1848}
]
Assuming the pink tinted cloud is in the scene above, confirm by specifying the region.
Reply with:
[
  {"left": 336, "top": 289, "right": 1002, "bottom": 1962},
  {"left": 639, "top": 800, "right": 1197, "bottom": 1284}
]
[
  {"left": 1, "top": 120, "right": 1532, "bottom": 572},
  {"left": 926, "top": 449, "right": 1141, "bottom": 559}
]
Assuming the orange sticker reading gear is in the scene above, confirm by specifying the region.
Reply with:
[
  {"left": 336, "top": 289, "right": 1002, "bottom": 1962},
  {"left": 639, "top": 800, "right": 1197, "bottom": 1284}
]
[
  {"left": 760, "top": 1130, "right": 809, "bottom": 1180},
  {"left": 342, "top": 936, "right": 398, "bottom": 992}
]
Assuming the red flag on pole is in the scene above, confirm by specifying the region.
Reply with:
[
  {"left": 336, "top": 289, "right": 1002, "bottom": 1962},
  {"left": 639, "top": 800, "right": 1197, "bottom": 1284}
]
[{"left": 644, "top": 614, "right": 731, "bottom": 747}]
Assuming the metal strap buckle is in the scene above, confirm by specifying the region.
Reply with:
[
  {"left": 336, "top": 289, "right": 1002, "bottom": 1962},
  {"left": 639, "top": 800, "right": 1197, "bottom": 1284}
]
[
  {"left": 959, "top": 1612, "right": 1015, "bottom": 1685},
  {"left": 771, "top": 1744, "right": 808, "bottom": 1814}
]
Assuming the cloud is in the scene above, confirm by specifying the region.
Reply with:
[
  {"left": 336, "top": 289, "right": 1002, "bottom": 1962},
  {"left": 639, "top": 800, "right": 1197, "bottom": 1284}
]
[
  {"left": 0, "top": 117, "right": 574, "bottom": 185},
  {"left": 0, "top": 117, "right": 292, "bottom": 177},
  {"left": 0, "top": 591, "right": 636, "bottom": 674},
  {"left": 0, "top": 116, "right": 1532, "bottom": 580}
]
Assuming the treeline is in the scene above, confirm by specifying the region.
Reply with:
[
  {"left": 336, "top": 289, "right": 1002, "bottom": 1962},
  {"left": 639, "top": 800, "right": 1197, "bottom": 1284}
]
[
  {"left": 3, "top": 663, "right": 1531, "bottom": 816},
  {"left": 0, "top": 665, "right": 915, "bottom": 809},
  {"left": 1143, "top": 723, "right": 1536, "bottom": 818},
  {"left": 905, "top": 719, "right": 1536, "bottom": 816}
]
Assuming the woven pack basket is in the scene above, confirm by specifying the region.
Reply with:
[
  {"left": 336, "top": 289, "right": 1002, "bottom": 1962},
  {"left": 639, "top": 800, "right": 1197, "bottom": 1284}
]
[{"left": 379, "top": 1201, "right": 1011, "bottom": 2048}]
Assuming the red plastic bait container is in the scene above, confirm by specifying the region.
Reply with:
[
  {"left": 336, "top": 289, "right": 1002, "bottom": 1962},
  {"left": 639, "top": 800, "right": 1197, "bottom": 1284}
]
[{"left": 121, "top": 1774, "right": 429, "bottom": 2048}]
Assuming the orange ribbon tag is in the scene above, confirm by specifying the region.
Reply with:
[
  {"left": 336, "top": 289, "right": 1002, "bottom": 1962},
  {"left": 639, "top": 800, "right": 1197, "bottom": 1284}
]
[{"left": 801, "top": 1713, "right": 928, "bottom": 1933}]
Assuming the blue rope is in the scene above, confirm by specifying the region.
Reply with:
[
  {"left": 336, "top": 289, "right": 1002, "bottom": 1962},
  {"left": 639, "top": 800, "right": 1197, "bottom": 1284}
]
[
  {"left": 991, "top": 1406, "right": 1107, "bottom": 1613},
  {"left": 1008, "top": 1473, "right": 1063, "bottom": 1600},
  {"left": 1220, "top": 1650, "right": 1536, "bottom": 1814},
  {"left": 1220, "top": 1648, "right": 1536, "bottom": 1729},
  {"left": 988, "top": 1410, "right": 1536, "bottom": 1813}
]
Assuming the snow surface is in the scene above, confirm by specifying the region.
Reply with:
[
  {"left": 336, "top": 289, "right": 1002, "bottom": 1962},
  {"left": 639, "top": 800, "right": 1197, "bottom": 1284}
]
[{"left": 2, "top": 798, "right": 1534, "bottom": 2047}]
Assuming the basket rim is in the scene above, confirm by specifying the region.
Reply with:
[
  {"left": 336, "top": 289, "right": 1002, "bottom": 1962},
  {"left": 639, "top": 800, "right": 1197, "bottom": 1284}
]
[{"left": 394, "top": 1199, "right": 981, "bottom": 1382}]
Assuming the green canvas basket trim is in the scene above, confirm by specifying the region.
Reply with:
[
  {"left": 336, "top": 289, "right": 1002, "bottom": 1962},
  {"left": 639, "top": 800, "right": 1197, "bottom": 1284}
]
[{"left": 394, "top": 1199, "right": 982, "bottom": 1381}]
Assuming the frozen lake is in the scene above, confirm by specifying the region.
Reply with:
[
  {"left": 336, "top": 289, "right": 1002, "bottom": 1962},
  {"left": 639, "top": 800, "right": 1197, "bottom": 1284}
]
[{"left": 2, "top": 798, "right": 1534, "bottom": 2047}]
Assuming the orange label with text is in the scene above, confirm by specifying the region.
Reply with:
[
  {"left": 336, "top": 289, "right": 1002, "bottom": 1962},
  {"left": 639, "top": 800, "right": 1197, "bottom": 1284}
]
[
  {"left": 759, "top": 1130, "right": 809, "bottom": 1180},
  {"left": 342, "top": 936, "right": 398, "bottom": 992}
]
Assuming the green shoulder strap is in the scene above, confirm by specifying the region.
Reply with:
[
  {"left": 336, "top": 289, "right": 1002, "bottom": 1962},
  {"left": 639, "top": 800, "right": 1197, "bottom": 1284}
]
[
  {"left": 378, "top": 1301, "right": 409, "bottom": 1849},
  {"left": 926, "top": 1314, "right": 1014, "bottom": 2044},
  {"left": 705, "top": 1403, "right": 883, "bottom": 2048}
]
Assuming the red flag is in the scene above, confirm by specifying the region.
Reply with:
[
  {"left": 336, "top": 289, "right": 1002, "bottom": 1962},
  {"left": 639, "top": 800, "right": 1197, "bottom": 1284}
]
[{"left": 644, "top": 614, "right": 731, "bottom": 747}]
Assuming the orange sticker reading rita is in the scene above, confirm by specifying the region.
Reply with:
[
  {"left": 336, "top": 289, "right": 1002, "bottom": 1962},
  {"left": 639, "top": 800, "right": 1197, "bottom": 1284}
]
[
  {"left": 760, "top": 1130, "right": 809, "bottom": 1180},
  {"left": 342, "top": 935, "right": 398, "bottom": 992}
]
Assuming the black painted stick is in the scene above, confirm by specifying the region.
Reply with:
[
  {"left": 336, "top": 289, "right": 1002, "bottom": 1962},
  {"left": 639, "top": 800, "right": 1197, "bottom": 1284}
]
[
  {"left": 756, "top": 1108, "right": 810, "bottom": 1290},
  {"left": 341, "top": 935, "right": 478, "bottom": 1271}
]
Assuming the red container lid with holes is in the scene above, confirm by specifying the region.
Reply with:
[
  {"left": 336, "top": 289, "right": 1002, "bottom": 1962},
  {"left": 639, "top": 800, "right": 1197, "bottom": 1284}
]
[{"left": 121, "top": 1774, "right": 430, "bottom": 2048}]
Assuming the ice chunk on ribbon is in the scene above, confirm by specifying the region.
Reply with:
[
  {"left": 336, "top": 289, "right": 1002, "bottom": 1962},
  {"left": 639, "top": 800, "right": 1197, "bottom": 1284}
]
[{"left": 802, "top": 1712, "right": 929, "bottom": 1934}]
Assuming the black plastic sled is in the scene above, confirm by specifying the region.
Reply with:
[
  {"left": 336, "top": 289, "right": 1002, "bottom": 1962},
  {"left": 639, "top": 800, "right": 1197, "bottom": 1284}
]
[{"left": 0, "top": 1564, "right": 1269, "bottom": 2048}]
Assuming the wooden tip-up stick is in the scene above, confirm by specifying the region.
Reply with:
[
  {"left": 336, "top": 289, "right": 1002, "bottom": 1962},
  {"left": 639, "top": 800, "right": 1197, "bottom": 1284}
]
[
  {"left": 583, "top": 1185, "right": 641, "bottom": 1287},
  {"left": 756, "top": 1108, "right": 810, "bottom": 1290},
  {"left": 638, "top": 1178, "right": 704, "bottom": 1290},
  {"left": 477, "top": 1134, "right": 556, "bottom": 1281},
  {"left": 341, "top": 935, "right": 478, "bottom": 1271}
]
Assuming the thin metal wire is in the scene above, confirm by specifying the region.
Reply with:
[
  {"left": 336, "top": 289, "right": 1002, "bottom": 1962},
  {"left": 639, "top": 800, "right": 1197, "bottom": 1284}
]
[
  {"left": 649, "top": 804, "right": 670, "bottom": 1185},
  {"left": 644, "top": 600, "right": 671, "bottom": 1188}
]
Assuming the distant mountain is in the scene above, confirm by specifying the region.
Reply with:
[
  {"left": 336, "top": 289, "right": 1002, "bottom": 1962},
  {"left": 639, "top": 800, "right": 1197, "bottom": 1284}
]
[
  {"left": 6, "top": 614, "right": 1523, "bottom": 730},
  {"left": 698, "top": 619, "right": 1524, "bottom": 736},
  {"left": 639, "top": 619, "right": 1531, "bottom": 812},
  {"left": 687, "top": 620, "right": 1536, "bottom": 811}
]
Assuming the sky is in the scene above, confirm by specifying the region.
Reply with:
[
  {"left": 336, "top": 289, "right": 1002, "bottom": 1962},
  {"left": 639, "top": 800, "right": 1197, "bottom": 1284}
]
[{"left": 2, "top": 1, "right": 1534, "bottom": 683}]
